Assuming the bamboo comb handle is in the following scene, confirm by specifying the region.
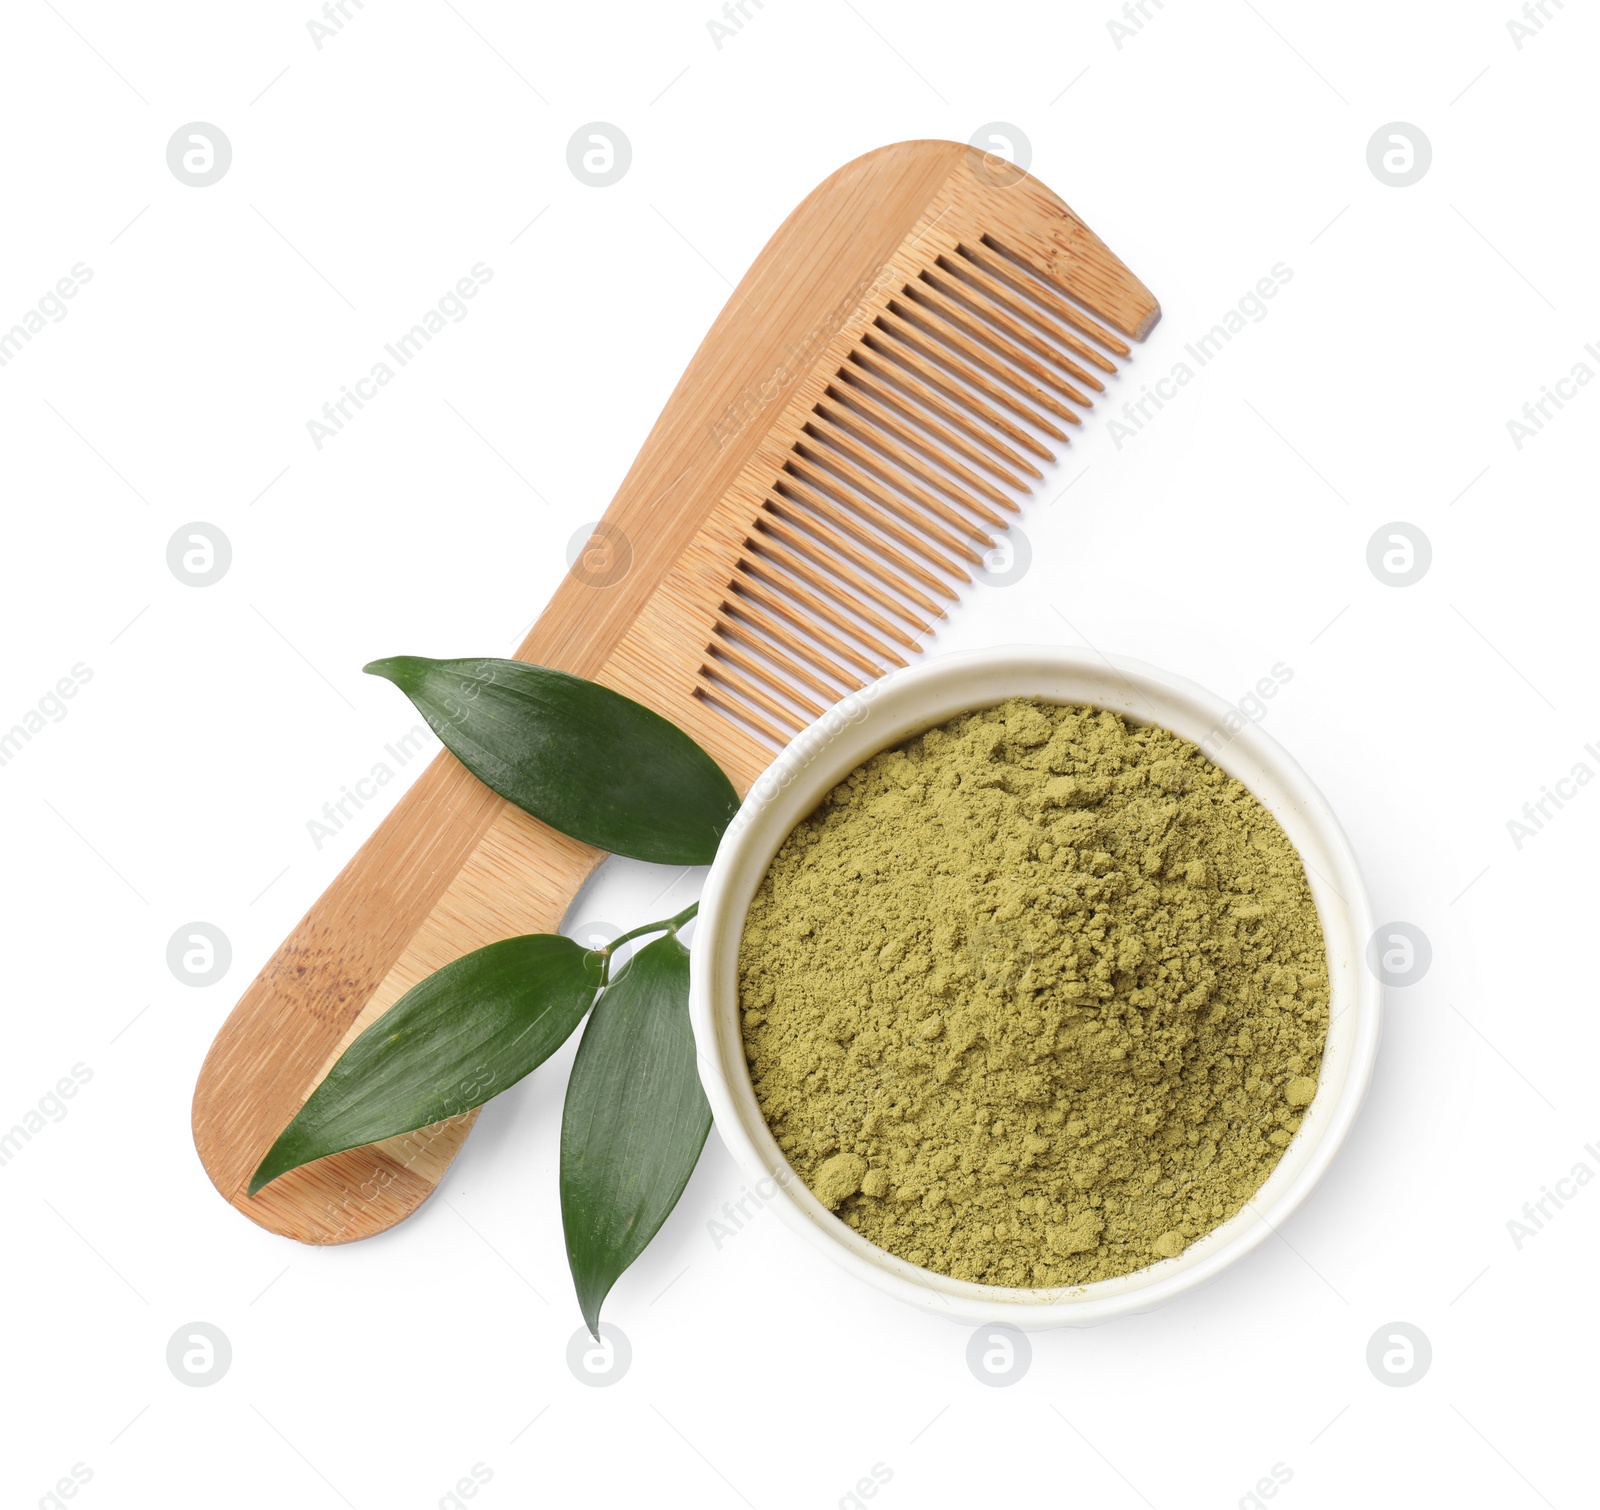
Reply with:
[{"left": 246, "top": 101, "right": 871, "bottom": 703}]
[
  {"left": 191, "top": 746, "right": 602, "bottom": 1242},
  {"left": 192, "top": 140, "right": 1159, "bottom": 1243}
]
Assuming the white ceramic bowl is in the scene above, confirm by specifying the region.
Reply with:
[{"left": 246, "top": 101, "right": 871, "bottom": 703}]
[{"left": 689, "top": 645, "right": 1379, "bottom": 1328}]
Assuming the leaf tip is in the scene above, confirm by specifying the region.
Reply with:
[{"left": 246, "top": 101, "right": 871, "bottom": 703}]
[
  {"left": 576, "top": 1278, "right": 609, "bottom": 1343},
  {"left": 362, "top": 655, "right": 427, "bottom": 689},
  {"left": 247, "top": 1139, "right": 290, "bottom": 1196}
]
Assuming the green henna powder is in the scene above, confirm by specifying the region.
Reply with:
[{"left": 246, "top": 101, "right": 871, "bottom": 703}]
[{"left": 738, "top": 697, "right": 1331, "bottom": 1288}]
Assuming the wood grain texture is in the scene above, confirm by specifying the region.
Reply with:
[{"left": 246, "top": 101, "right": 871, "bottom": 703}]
[{"left": 191, "top": 139, "right": 1160, "bottom": 1244}]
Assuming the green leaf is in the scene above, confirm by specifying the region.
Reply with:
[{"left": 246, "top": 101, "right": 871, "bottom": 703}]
[
  {"left": 364, "top": 656, "right": 739, "bottom": 865},
  {"left": 249, "top": 934, "right": 602, "bottom": 1195},
  {"left": 560, "top": 932, "right": 710, "bottom": 1335}
]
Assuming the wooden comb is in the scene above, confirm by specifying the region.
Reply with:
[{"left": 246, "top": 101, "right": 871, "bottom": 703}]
[{"left": 192, "top": 139, "right": 1160, "bottom": 1243}]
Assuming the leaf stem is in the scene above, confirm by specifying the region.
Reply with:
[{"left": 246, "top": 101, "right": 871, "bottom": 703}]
[{"left": 594, "top": 901, "right": 698, "bottom": 988}]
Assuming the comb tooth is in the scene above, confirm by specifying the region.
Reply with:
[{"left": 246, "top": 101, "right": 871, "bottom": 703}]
[
  {"left": 823, "top": 379, "right": 1027, "bottom": 508},
  {"left": 858, "top": 333, "right": 1056, "bottom": 465},
  {"left": 881, "top": 302, "right": 1080, "bottom": 432},
  {"left": 935, "top": 253, "right": 1118, "bottom": 375},
  {"left": 712, "top": 601, "right": 861, "bottom": 701},
  {"left": 813, "top": 395, "right": 1014, "bottom": 523},
  {"left": 700, "top": 654, "right": 810, "bottom": 732},
  {"left": 789, "top": 446, "right": 986, "bottom": 568},
  {"left": 759, "top": 498, "right": 946, "bottom": 621},
  {"left": 736, "top": 555, "right": 911, "bottom": 666},
  {"left": 731, "top": 573, "right": 887, "bottom": 678},
  {"left": 804, "top": 410, "right": 1005, "bottom": 534},
  {"left": 965, "top": 237, "right": 1131, "bottom": 358},
  {"left": 842, "top": 352, "right": 1042, "bottom": 482},
  {"left": 695, "top": 673, "right": 793, "bottom": 746},
  {"left": 771, "top": 476, "right": 961, "bottom": 599},
  {"left": 866, "top": 319, "right": 1067, "bottom": 451},
  {"left": 701, "top": 649, "right": 810, "bottom": 728},
  {"left": 721, "top": 591, "right": 874, "bottom": 689},
  {"left": 757, "top": 504, "right": 944, "bottom": 628},
  {"left": 707, "top": 635, "right": 828, "bottom": 718},
  {"left": 744, "top": 533, "right": 923, "bottom": 650},
  {"left": 918, "top": 266, "right": 1108, "bottom": 392},
  {"left": 902, "top": 280, "right": 1099, "bottom": 408}
]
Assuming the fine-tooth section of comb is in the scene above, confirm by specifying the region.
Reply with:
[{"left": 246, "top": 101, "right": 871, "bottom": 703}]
[
  {"left": 194, "top": 140, "right": 1158, "bottom": 1246},
  {"left": 839, "top": 350, "right": 1043, "bottom": 482},
  {"left": 861, "top": 330, "right": 1058, "bottom": 462},
  {"left": 603, "top": 146, "right": 1160, "bottom": 757}
]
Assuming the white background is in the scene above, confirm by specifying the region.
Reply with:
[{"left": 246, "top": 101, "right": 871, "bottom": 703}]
[{"left": 2, "top": 1, "right": 1596, "bottom": 1506}]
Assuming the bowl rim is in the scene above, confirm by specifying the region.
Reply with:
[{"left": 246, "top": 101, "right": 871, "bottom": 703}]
[{"left": 688, "top": 643, "right": 1380, "bottom": 1328}]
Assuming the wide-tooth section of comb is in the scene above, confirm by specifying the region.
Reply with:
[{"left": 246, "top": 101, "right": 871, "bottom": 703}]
[
  {"left": 600, "top": 143, "right": 1158, "bottom": 771},
  {"left": 692, "top": 267, "right": 1137, "bottom": 744},
  {"left": 820, "top": 381, "right": 1024, "bottom": 510}
]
